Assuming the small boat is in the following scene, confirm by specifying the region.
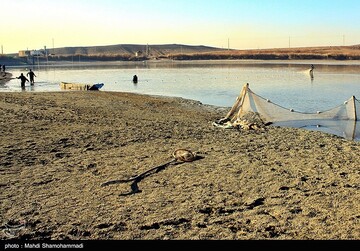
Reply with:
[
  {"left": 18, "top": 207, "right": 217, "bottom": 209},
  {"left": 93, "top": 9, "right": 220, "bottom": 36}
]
[
  {"left": 60, "top": 82, "right": 104, "bottom": 91},
  {"left": 89, "top": 83, "right": 104, "bottom": 90}
]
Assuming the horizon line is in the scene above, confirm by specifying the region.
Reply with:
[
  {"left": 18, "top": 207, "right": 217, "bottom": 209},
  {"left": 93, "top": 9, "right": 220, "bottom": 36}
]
[{"left": 2, "top": 43, "right": 359, "bottom": 55}]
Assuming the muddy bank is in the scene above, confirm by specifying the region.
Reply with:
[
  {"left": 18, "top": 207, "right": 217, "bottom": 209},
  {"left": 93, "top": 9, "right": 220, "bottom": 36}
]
[{"left": 0, "top": 91, "right": 359, "bottom": 240}]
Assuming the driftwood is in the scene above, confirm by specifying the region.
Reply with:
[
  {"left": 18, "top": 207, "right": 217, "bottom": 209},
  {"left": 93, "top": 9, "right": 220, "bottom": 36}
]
[
  {"left": 101, "top": 149, "right": 200, "bottom": 196},
  {"left": 101, "top": 159, "right": 178, "bottom": 186}
]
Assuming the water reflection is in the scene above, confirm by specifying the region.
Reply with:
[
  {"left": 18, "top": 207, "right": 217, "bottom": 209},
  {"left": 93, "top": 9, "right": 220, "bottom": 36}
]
[
  {"left": 3, "top": 60, "right": 360, "bottom": 141},
  {"left": 5, "top": 61, "right": 360, "bottom": 107}
]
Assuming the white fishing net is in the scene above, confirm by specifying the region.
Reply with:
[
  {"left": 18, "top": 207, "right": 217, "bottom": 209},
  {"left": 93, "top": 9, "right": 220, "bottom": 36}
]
[{"left": 217, "top": 83, "right": 359, "bottom": 140}]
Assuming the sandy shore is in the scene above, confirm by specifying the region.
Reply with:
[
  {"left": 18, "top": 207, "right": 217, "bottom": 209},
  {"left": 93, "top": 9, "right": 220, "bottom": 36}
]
[{"left": 0, "top": 91, "right": 359, "bottom": 240}]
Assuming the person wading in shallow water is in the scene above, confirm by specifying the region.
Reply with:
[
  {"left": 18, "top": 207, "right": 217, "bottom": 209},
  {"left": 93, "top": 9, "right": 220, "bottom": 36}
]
[
  {"left": 27, "top": 69, "right": 37, "bottom": 85},
  {"left": 17, "top": 73, "right": 29, "bottom": 90},
  {"left": 1, "top": 64, "right": 5, "bottom": 76},
  {"left": 309, "top": 64, "right": 315, "bottom": 79},
  {"left": 133, "top": 75, "right": 138, "bottom": 84}
]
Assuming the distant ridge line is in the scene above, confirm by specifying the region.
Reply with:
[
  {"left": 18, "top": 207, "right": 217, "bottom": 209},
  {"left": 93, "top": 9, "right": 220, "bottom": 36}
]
[
  {"left": 49, "top": 44, "right": 225, "bottom": 57},
  {"left": 1, "top": 44, "right": 360, "bottom": 65}
]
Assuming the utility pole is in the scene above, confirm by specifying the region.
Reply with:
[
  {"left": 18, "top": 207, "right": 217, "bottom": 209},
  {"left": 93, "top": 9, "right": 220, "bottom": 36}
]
[
  {"left": 343, "top": 35, "right": 345, "bottom": 46},
  {"left": 1, "top": 45, "right": 3, "bottom": 54},
  {"left": 289, "top": 36, "right": 291, "bottom": 48},
  {"left": 44, "top": 45, "right": 48, "bottom": 64},
  {"left": 228, "top": 38, "right": 230, "bottom": 50}
]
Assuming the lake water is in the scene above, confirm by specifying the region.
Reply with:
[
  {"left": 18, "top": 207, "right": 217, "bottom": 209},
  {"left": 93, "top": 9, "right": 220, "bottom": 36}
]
[{"left": 2, "top": 60, "right": 360, "bottom": 140}]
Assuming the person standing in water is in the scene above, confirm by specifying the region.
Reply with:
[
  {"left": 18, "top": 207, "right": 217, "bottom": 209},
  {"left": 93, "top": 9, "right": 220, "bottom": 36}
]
[
  {"left": 27, "top": 69, "right": 37, "bottom": 85},
  {"left": 17, "top": 73, "right": 29, "bottom": 90},
  {"left": 133, "top": 75, "right": 138, "bottom": 84},
  {"left": 1, "top": 64, "right": 5, "bottom": 76},
  {"left": 309, "top": 64, "right": 315, "bottom": 79}
]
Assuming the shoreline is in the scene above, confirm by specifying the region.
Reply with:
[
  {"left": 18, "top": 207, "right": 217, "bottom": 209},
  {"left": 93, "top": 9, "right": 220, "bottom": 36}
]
[
  {"left": 2, "top": 44, "right": 359, "bottom": 65},
  {"left": 1, "top": 91, "right": 359, "bottom": 240},
  {"left": 4, "top": 58, "right": 360, "bottom": 68}
]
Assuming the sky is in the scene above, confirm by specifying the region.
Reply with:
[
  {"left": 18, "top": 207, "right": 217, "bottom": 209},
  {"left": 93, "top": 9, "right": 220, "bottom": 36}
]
[{"left": 1, "top": 0, "right": 360, "bottom": 53}]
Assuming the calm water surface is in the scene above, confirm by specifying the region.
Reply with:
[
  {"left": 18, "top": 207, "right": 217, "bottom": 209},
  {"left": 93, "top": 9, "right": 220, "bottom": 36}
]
[
  {"left": 3, "top": 60, "right": 360, "bottom": 110},
  {"left": 2, "top": 60, "right": 359, "bottom": 140}
]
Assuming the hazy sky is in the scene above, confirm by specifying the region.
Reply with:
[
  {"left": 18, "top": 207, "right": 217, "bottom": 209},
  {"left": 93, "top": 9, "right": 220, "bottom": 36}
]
[{"left": 2, "top": 0, "right": 360, "bottom": 53}]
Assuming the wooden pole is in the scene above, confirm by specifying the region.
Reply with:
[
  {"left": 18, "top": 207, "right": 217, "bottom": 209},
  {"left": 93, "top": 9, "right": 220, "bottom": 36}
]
[
  {"left": 352, "top": 96, "right": 357, "bottom": 121},
  {"left": 224, "top": 83, "right": 249, "bottom": 121},
  {"left": 235, "top": 83, "right": 249, "bottom": 120}
]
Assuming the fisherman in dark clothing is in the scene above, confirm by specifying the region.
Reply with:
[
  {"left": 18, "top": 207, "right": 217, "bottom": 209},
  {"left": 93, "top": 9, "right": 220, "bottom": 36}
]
[
  {"left": 17, "top": 73, "right": 29, "bottom": 89},
  {"left": 132, "top": 75, "right": 138, "bottom": 84},
  {"left": 0, "top": 64, "right": 4, "bottom": 76},
  {"left": 27, "top": 69, "right": 37, "bottom": 85},
  {"left": 309, "top": 64, "right": 315, "bottom": 79}
]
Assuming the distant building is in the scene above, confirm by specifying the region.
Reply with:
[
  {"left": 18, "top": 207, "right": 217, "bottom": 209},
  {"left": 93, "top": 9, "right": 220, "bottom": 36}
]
[
  {"left": 30, "top": 50, "right": 44, "bottom": 57},
  {"left": 19, "top": 49, "right": 46, "bottom": 57},
  {"left": 18, "top": 50, "right": 31, "bottom": 57},
  {"left": 135, "top": 51, "right": 143, "bottom": 57}
]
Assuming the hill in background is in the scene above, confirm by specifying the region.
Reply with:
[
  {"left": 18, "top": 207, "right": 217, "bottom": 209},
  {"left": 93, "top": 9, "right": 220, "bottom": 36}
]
[
  {"left": 1, "top": 44, "right": 360, "bottom": 65},
  {"left": 194, "top": 44, "right": 360, "bottom": 61},
  {"left": 46, "top": 43, "right": 360, "bottom": 60},
  {"left": 50, "top": 44, "right": 224, "bottom": 58}
]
